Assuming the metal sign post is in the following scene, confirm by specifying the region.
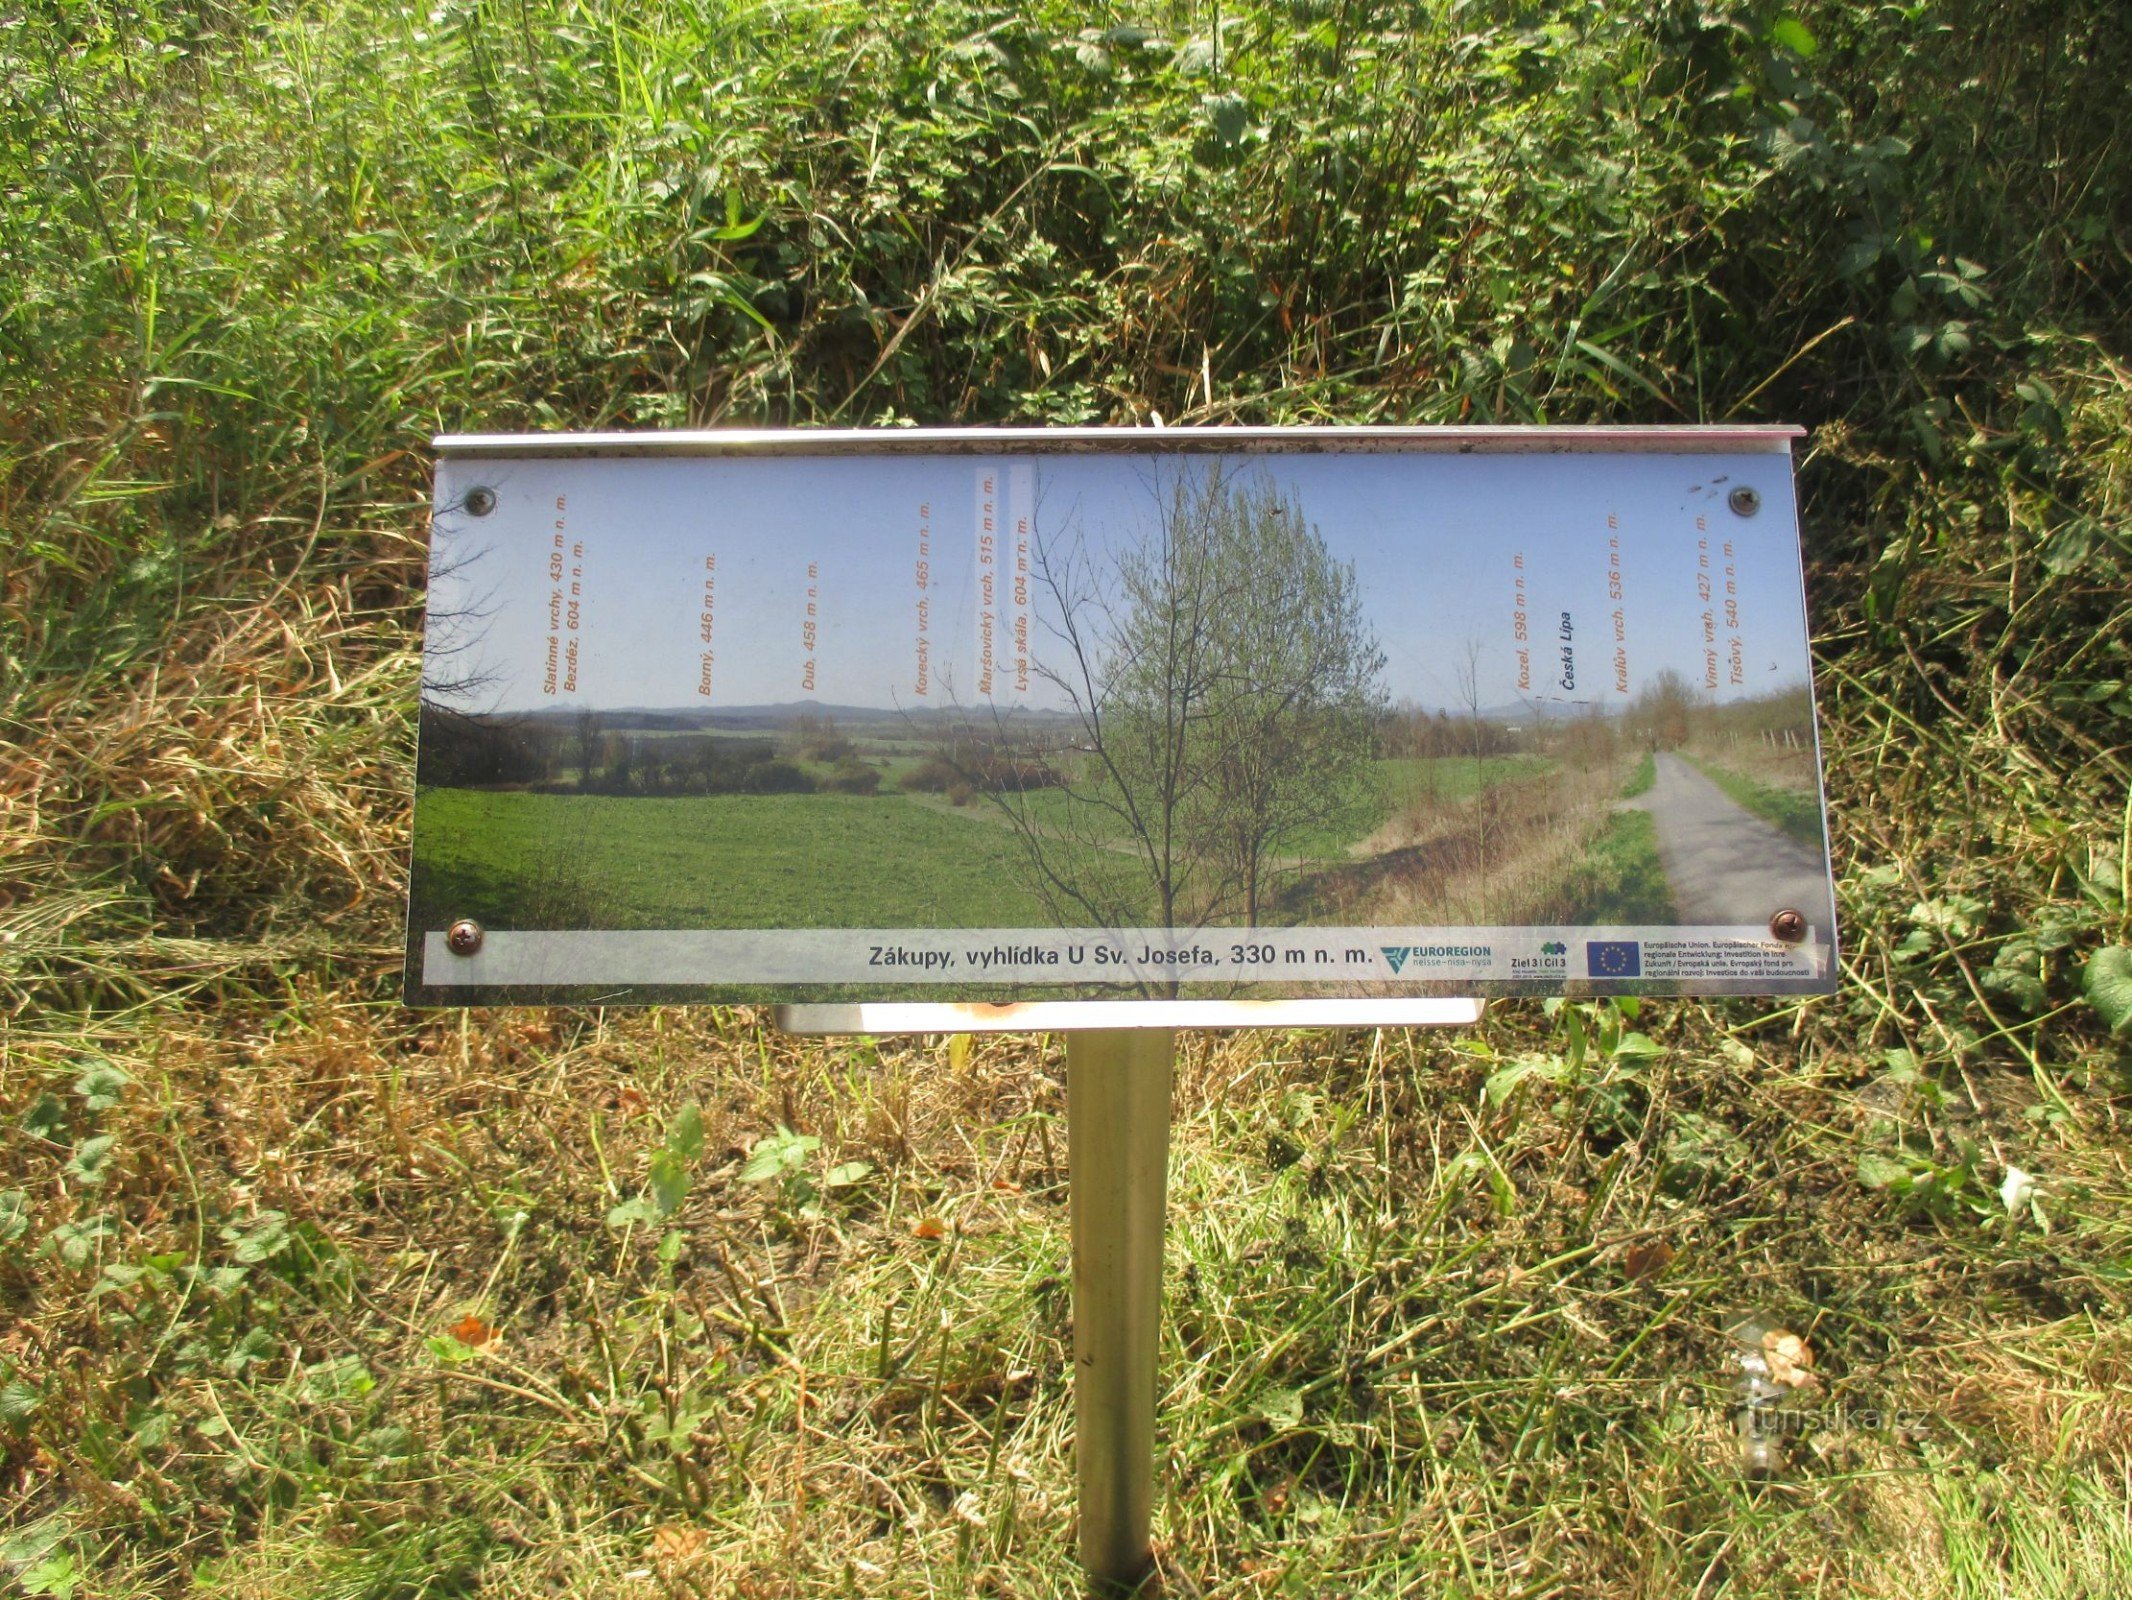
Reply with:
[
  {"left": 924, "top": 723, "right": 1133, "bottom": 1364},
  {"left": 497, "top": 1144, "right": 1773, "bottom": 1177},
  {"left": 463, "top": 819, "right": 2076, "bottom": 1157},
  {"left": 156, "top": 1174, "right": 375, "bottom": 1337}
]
[
  {"left": 1066, "top": 1028, "right": 1173, "bottom": 1586},
  {"left": 779, "top": 1001, "right": 1480, "bottom": 1586}
]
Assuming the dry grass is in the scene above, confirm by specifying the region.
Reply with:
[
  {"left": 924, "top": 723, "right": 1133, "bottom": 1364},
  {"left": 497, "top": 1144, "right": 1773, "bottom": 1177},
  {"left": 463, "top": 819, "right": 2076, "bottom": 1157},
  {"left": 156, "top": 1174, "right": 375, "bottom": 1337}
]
[
  {"left": 5, "top": 397, "right": 2129, "bottom": 1597},
  {"left": 9, "top": 961, "right": 2130, "bottom": 1595},
  {"left": 1337, "top": 756, "right": 1647, "bottom": 925}
]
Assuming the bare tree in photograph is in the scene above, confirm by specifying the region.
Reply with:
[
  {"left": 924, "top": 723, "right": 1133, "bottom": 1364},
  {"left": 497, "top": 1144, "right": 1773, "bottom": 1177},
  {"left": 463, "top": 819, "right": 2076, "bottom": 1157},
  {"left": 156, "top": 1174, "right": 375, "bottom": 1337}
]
[
  {"left": 414, "top": 517, "right": 532, "bottom": 788},
  {"left": 1456, "top": 635, "right": 1497, "bottom": 891},
  {"left": 1196, "top": 487, "right": 1387, "bottom": 923},
  {"left": 1628, "top": 667, "right": 1695, "bottom": 751},
  {"left": 989, "top": 461, "right": 1386, "bottom": 931},
  {"left": 573, "top": 706, "right": 602, "bottom": 793}
]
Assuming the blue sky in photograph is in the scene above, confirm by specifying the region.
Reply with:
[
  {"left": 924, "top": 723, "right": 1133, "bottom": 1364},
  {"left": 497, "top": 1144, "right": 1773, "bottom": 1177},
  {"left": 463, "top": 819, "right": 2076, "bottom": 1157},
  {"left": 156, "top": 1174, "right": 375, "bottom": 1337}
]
[{"left": 425, "top": 447, "right": 1813, "bottom": 717}]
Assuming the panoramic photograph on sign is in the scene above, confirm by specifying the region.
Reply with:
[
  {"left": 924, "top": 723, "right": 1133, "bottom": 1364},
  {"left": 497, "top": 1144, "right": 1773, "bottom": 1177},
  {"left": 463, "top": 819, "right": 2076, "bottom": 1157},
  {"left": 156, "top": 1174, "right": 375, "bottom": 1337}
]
[{"left": 404, "top": 434, "right": 1837, "bottom": 1003}]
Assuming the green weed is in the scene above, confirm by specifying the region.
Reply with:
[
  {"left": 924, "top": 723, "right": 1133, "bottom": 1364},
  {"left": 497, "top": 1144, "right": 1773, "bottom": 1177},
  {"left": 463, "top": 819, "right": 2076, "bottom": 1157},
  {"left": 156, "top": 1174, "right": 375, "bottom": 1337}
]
[{"left": 1622, "top": 752, "right": 1656, "bottom": 799}]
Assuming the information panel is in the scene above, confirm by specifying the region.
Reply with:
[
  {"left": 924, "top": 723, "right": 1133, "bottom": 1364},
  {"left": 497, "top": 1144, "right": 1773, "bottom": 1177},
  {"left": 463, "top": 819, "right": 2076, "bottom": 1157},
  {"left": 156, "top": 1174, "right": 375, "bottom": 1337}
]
[{"left": 405, "top": 428, "right": 1837, "bottom": 1005}]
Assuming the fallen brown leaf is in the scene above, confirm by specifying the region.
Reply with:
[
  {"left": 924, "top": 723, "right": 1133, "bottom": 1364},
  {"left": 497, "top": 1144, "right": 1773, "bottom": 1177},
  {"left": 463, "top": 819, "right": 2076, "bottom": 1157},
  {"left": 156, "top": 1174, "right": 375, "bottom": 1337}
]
[
  {"left": 1762, "top": 1327, "right": 1816, "bottom": 1389},
  {"left": 449, "top": 1313, "right": 498, "bottom": 1350},
  {"left": 1623, "top": 1240, "right": 1676, "bottom": 1280},
  {"left": 650, "top": 1524, "right": 706, "bottom": 1560}
]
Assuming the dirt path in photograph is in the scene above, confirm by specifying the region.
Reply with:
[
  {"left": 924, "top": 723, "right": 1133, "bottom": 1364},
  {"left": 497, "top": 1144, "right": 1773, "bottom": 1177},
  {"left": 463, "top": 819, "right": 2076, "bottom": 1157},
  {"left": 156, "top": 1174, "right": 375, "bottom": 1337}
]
[{"left": 1622, "top": 753, "right": 1835, "bottom": 929}]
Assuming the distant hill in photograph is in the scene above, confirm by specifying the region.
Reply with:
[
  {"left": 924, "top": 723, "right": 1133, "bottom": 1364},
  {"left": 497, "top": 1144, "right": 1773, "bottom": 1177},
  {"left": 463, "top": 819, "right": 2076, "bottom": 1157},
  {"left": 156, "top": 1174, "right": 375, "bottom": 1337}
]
[{"left": 498, "top": 701, "right": 1083, "bottom": 732}]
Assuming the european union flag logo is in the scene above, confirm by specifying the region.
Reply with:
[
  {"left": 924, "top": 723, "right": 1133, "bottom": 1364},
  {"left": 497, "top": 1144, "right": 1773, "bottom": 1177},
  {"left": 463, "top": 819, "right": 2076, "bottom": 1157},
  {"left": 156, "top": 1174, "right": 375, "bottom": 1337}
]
[{"left": 1587, "top": 940, "right": 1642, "bottom": 978}]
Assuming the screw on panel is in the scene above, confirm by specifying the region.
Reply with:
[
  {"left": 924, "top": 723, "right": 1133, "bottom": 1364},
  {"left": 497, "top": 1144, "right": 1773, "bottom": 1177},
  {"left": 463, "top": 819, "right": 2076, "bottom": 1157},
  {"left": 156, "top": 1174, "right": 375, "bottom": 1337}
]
[
  {"left": 1727, "top": 485, "right": 1761, "bottom": 518},
  {"left": 1769, "top": 909, "right": 1807, "bottom": 944},
  {"left": 447, "top": 919, "right": 484, "bottom": 956},
  {"left": 465, "top": 486, "right": 498, "bottom": 517}
]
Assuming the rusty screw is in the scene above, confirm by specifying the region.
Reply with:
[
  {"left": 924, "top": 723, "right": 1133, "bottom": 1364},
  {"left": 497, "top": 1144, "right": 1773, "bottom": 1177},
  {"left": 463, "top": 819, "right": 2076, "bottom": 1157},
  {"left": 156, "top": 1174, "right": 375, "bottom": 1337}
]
[
  {"left": 446, "top": 918, "right": 484, "bottom": 956},
  {"left": 1728, "top": 485, "right": 1761, "bottom": 518},
  {"left": 1769, "top": 908, "right": 1807, "bottom": 944},
  {"left": 465, "top": 485, "right": 497, "bottom": 517}
]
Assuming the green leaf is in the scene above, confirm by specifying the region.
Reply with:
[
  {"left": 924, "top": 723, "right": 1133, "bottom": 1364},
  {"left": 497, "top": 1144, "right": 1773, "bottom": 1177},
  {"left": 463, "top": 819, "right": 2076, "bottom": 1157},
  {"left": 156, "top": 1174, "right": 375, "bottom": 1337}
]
[
  {"left": 1857, "top": 1152, "right": 1912, "bottom": 1191},
  {"left": 204, "top": 1265, "right": 248, "bottom": 1296},
  {"left": 72, "top": 1061, "right": 131, "bottom": 1111},
  {"left": 130, "top": 1407, "right": 173, "bottom": 1449},
  {"left": 426, "top": 1333, "right": 477, "bottom": 1365},
  {"left": 20, "top": 1551, "right": 80, "bottom": 1600},
  {"left": 646, "top": 1148, "right": 689, "bottom": 1217},
  {"left": 1837, "top": 234, "right": 1884, "bottom": 278},
  {"left": 665, "top": 1103, "right": 707, "bottom": 1162},
  {"left": 1258, "top": 1387, "right": 1304, "bottom": 1430},
  {"left": 741, "top": 1126, "right": 819, "bottom": 1183},
  {"left": 220, "top": 1326, "right": 275, "bottom": 1375},
  {"left": 2084, "top": 946, "right": 2132, "bottom": 1036},
  {"left": 90, "top": 1263, "right": 144, "bottom": 1298},
  {"left": 227, "top": 1212, "right": 290, "bottom": 1264},
  {"left": 0, "top": 1379, "right": 42, "bottom": 1424},
  {"left": 605, "top": 1195, "right": 657, "bottom": 1228},
  {"left": 1483, "top": 1055, "right": 1570, "bottom": 1104},
  {"left": 2039, "top": 515, "right": 2103, "bottom": 575},
  {"left": 702, "top": 188, "right": 767, "bottom": 242},
  {"left": 1769, "top": 16, "right": 1818, "bottom": 57},
  {"left": 1, "top": 1515, "right": 69, "bottom": 1571},
  {"left": 0, "top": 1190, "right": 28, "bottom": 1246},
  {"left": 1204, "top": 92, "right": 1248, "bottom": 148},
  {"left": 1661, "top": 1113, "right": 1750, "bottom": 1188},
  {"left": 302, "top": 1355, "right": 374, "bottom": 1402},
  {"left": 43, "top": 1216, "right": 114, "bottom": 1268},
  {"left": 824, "top": 1160, "right": 873, "bottom": 1189},
  {"left": 64, "top": 1134, "right": 117, "bottom": 1186},
  {"left": 20, "top": 1093, "right": 68, "bottom": 1141}
]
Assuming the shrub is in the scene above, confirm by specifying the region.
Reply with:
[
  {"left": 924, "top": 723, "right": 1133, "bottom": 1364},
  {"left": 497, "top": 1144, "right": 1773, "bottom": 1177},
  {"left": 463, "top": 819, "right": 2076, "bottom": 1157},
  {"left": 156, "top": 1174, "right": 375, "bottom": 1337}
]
[
  {"left": 820, "top": 760, "right": 881, "bottom": 795},
  {"left": 741, "top": 759, "right": 813, "bottom": 795},
  {"left": 900, "top": 757, "right": 962, "bottom": 793}
]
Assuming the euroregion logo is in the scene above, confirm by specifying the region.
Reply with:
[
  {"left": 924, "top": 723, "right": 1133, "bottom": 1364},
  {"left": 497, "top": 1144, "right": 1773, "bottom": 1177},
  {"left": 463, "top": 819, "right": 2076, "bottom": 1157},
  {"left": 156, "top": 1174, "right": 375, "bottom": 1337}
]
[{"left": 1381, "top": 944, "right": 1493, "bottom": 973}]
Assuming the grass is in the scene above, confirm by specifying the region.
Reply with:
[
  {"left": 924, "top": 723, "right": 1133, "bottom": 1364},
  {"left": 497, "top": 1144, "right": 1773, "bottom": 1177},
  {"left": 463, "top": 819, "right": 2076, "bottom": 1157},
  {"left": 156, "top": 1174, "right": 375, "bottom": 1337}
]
[
  {"left": 1366, "top": 752, "right": 1555, "bottom": 807},
  {"left": 1679, "top": 752, "right": 1827, "bottom": 851},
  {"left": 407, "top": 757, "right": 1569, "bottom": 957},
  {"left": 1622, "top": 751, "right": 1656, "bottom": 799},
  {"left": 1548, "top": 809, "right": 1680, "bottom": 925},
  {"left": 5, "top": 0, "right": 2132, "bottom": 1594},
  {"left": 410, "top": 784, "right": 1121, "bottom": 928},
  {"left": 12, "top": 1004, "right": 2131, "bottom": 1598}
]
